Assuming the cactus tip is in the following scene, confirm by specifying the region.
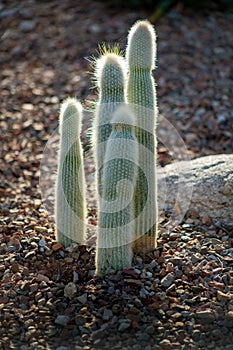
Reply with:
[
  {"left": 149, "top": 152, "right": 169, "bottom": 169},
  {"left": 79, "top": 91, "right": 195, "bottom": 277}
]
[
  {"left": 95, "top": 52, "right": 127, "bottom": 89},
  {"left": 126, "top": 20, "right": 156, "bottom": 70},
  {"left": 60, "top": 97, "right": 82, "bottom": 117},
  {"left": 59, "top": 97, "right": 83, "bottom": 133}
]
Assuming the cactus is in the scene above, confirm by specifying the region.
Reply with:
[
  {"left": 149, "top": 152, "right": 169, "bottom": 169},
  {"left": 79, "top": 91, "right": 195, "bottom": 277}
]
[
  {"left": 53, "top": 20, "right": 158, "bottom": 272},
  {"left": 126, "top": 20, "right": 158, "bottom": 253},
  {"left": 93, "top": 52, "right": 127, "bottom": 199},
  {"left": 96, "top": 105, "right": 138, "bottom": 274},
  {"left": 55, "top": 98, "right": 86, "bottom": 248}
]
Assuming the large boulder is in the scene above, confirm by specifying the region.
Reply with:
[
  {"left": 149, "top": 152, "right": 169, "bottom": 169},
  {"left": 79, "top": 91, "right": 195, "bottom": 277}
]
[{"left": 157, "top": 154, "right": 233, "bottom": 227}]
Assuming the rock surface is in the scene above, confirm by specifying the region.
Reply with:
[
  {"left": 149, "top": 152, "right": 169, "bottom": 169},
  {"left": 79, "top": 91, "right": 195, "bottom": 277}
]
[{"left": 158, "top": 154, "right": 233, "bottom": 225}]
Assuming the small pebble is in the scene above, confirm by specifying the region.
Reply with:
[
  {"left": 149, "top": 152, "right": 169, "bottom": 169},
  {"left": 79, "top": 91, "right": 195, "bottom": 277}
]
[
  {"left": 54, "top": 315, "right": 70, "bottom": 326},
  {"left": 161, "top": 273, "right": 175, "bottom": 287},
  {"left": 159, "top": 339, "right": 171, "bottom": 348},
  {"left": 73, "top": 271, "right": 79, "bottom": 282},
  {"left": 224, "top": 311, "right": 233, "bottom": 327},
  {"left": 103, "top": 308, "right": 113, "bottom": 320},
  {"left": 52, "top": 243, "right": 63, "bottom": 251},
  {"left": 19, "top": 20, "right": 37, "bottom": 32},
  {"left": 195, "top": 309, "right": 215, "bottom": 323},
  {"left": 64, "top": 282, "right": 77, "bottom": 299},
  {"left": 39, "top": 236, "right": 46, "bottom": 252},
  {"left": 137, "top": 333, "right": 150, "bottom": 341},
  {"left": 77, "top": 293, "right": 87, "bottom": 305},
  {"left": 118, "top": 322, "right": 131, "bottom": 332},
  {"left": 37, "top": 273, "right": 50, "bottom": 283},
  {"left": 75, "top": 315, "right": 85, "bottom": 326},
  {"left": 145, "top": 325, "right": 155, "bottom": 335},
  {"left": 217, "top": 290, "right": 230, "bottom": 302}
]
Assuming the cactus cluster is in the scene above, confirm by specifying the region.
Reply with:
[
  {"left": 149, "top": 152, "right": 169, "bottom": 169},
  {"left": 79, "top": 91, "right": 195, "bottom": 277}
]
[{"left": 54, "top": 20, "right": 158, "bottom": 275}]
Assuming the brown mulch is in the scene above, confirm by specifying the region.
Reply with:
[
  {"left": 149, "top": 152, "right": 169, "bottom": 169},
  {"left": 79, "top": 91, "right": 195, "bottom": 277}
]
[{"left": 0, "top": 1, "right": 233, "bottom": 349}]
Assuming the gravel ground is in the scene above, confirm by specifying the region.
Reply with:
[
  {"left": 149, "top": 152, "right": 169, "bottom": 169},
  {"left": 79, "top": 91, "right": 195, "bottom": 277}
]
[{"left": 0, "top": 1, "right": 233, "bottom": 349}]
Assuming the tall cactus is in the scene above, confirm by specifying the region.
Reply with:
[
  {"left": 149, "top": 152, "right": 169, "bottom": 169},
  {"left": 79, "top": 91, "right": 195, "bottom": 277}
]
[
  {"left": 126, "top": 20, "right": 158, "bottom": 253},
  {"left": 96, "top": 105, "right": 138, "bottom": 274},
  {"left": 93, "top": 53, "right": 127, "bottom": 199},
  {"left": 55, "top": 98, "right": 86, "bottom": 247}
]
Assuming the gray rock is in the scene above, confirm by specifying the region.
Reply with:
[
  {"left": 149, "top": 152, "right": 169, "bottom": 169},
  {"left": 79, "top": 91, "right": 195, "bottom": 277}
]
[
  {"left": 79, "top": 325, "right": 90, "bottom": 334},
  {"left": 137, "top": 333, "right": 150, "bottom": 341},
  {"left": 158, "top": 154, "right": 233, "bottom": 226},
  {"left": 161, "top": 273, "right": 175, "bottom": 287},
  {"left": 64, "top": 282, "right": 77, "bottom": 299},
  {"left": 145, "top": 346, "right": 152, "bottom": 350},
  {"left": 103, "top": 308, "right": 113, "bottom": 320},
  {"left": 54, "top": 315, "right": 70, "bottom": 326},
  {"left": 75, "top": 315, "right": 85, "bottom": 326},
  {"left": 77, "top": 293, "right": 87, "bottom": 304},
  {"left": 132, "top": 345, "right": 141, "bottom": 350},
  {"left": 225, "top": 346, "right": 233, "bottom": 350},
  {"left": 192, "top": 329, "right": 202, "bottom": 341},
  {"left": 118, "top": 321, "right": 131, "bottom": 332},
  {"left": 92, "top": 329, "right": 105, "bottom": 340},
  {"left": 73, "top": 271, "right": 79, "bottom": 282},
  {"left": 146, "top": 325, "right": 155, "bottom": 335},
  {"left": 19, "top": 20, "right": 37, "bottom": 32},
  {"left": 0, "top": 8, "right": 20, "bottom": 19},
  {"left": 170, "top": 257, "right": 183, "bottom": 267}
]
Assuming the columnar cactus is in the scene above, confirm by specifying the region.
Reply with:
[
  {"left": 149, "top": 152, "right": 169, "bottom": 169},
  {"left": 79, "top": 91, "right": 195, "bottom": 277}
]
[
  {"left": 96, "top": 106, "right": 138, "bottom": 274},
  {"left": 126, "top": 20, "right": 158, "bottom": 253},
  {"left": 93, "top": 53, "right": 127, "bottom": 198},
  {"left": 55, "top": 98, "right": 86, "bottom": 247}
]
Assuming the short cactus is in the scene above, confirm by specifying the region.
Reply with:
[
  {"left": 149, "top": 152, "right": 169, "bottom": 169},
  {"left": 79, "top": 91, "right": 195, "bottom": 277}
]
[
  {"left": 126, "top": 20, "right": 158, "bottom": 253},
  {"left": 55, "top": 98, "right": 86, "bottom": 247},
  {"left": 93, "top": 53, "right": 127, "bottom": 199},
  {"left": 96, "top": 105, "right": 138, "bottom": 274}
]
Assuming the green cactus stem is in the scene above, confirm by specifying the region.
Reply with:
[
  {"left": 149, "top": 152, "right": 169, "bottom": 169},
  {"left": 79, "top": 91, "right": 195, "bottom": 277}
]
[
  {"left": 96, "top": 105, "right": 138, "bottom": 274},
  {"left": 93, "top": 52, "right": 127, "bottom": 200},
  {"left": 55, "top": 97, "right": 86, "bottom": 248},
  {"left": 126, "top": 20, "right": 158, "bottom": 253}
]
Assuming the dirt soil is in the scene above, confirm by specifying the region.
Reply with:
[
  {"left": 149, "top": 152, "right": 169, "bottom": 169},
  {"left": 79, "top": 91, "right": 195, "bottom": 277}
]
[{"left": 0, "top": 1, "right": 233, "bottom": 349}]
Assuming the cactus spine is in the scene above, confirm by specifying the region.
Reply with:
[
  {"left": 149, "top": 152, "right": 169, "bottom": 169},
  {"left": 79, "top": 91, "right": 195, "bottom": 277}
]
[
  {"left": 126, "top": 20, "right": 158, "bottom": 253},
  {"left": 55, "top": 98, "right": 86, "bottom": 247},
  {"left": 96, "top": 106, "right": 138, "bottom": 274},
  {"left": 93, "top": 53, "right": 127, "bottom": 199}
]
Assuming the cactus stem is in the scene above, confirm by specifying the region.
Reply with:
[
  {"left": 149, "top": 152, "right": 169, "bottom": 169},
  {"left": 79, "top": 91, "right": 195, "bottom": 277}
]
[{"left": 55, "top": 97, "right": 86, "bottom": 248}]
